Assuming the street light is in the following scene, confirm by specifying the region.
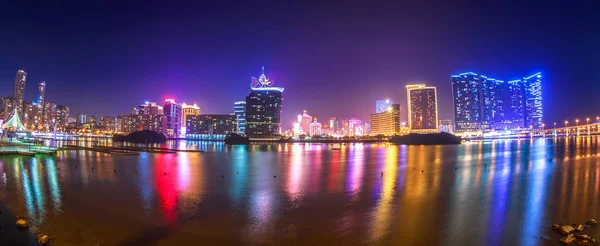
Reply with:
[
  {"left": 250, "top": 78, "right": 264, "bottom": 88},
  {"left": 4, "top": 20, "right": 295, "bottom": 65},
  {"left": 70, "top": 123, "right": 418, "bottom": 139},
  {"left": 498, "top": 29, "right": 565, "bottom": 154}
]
[
  {"left": 576, "top": 119, "right": 580, "bottom": 136},
  {"left": 565, "top": 120, "right": 569, "bottom": 135}
]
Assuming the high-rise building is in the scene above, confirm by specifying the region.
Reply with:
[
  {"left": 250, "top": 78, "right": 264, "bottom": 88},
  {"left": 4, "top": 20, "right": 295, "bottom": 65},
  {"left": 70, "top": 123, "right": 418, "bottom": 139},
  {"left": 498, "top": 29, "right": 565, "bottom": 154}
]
[
  {"left": 234, "top": 101, "right": 246, "bottom": 134},
  {"left": 186, "top": 114, "right": 237, "bottom": 135},
  {"left": 36, "top": 81, "right": 46, "bottom": 107},
  {"left": 524, "top": 72, "right": 543, "bottom": 129},
  {"left": 181, "top": 102, "right": 201, "bottom": 135},
  {"left": 406, "top": 84, "right": 438, "bottom": 132},
  {"left": 134, "top": 101, "right": 163, "bottom": 115},
  {"left": 309, "top": 118, "right": 322, "bottom": 136},
  {"left": 376, "top": 99, "right": 393, "bottom": 113},
  {"left": 298, "top": 110, "right": 312, "bottom": 134},
  {"left": 78, "top": 113, "right": 87, "bottom": 124},
  {"left": 245, "top": 67, "right": 284, "bottom": 139},
  {"left": 370, "top": 104, "right": 400, "bottom": 136},
  {"left": 451, "top": 72, "right": 543, "bottom": 132},
  {"left": 439, "top": 119, "right": 454, "bottom": 133},
  {"left": 56, "top": 105, "right": 70, "bottom": 132},
  {"left": 13, "top": 70, "right": 27, "bottom": 117},
  {"left": 162, "top": 98, "right": 182, "bottom": 137}
]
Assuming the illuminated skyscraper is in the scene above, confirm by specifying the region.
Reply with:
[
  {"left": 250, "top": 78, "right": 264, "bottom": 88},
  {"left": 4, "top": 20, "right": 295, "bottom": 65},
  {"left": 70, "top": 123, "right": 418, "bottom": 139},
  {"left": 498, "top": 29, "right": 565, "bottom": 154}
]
[
  {"left": 162, "top": 98, "right": 182, "bottom": 137},
  {"left": 234, "top": 101, "right": 246, "bottom": 134},
  {"left": 370, "top": 104, "right": 400, "bottom": 136},
  {"left": 56, "top": 104, "right": 69, "bottom": 132},
  {"left": 13, "top": 70, "right": 27, "bottom": 117},
  {"left": 376, "top": 99, "right": 393, "bottom": 113},
  {"left": 245, "top": 67, "right": 284, "bottom": 139},
  {"left": 309, "top": 118, "right": 322, "bottom": 136},
  {"left": 406, "top": 84, "right": 438, "bottom": 132},
  {"left": 523, "top": 72, "right": 543, "bottom": 129},
  {"left": 451, "top": 71, "right": 542, "bottom": 131},
  {"left": 36, "top": 81, "right": 46, "bottom": 107},
  {"left": 298, "top": 110, "right": 312, "bottom": 134},
  {"left": 181, "top": 102, "right": 201, "bottom": 135}
]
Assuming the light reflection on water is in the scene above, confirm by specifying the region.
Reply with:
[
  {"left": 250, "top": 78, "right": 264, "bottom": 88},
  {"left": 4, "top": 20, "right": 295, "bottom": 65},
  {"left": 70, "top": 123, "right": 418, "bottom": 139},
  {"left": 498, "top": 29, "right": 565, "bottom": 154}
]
[{"left": 3, "top": 138, "right": 600, "bottom": 244}]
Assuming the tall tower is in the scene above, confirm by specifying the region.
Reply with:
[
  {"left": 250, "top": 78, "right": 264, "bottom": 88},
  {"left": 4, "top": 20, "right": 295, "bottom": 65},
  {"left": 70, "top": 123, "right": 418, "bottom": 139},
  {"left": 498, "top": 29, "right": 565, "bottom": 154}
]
[
  {"left": 406, "top": 84, "right": 438, "bottom": 132},
  {"left": 245, "top": 67, "right": 284, "bottom": 139},
  {"left": 37, "top": 81, "right": 46, "bottom": 107},
  {"left": 13, "top": 70, "right": 27, "bottom": 116}
]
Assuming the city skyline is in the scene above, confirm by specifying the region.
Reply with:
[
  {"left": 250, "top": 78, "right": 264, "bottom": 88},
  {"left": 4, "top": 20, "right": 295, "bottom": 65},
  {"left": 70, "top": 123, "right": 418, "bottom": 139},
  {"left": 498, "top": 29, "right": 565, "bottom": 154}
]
[{"left": 1, "top": 2, "right": 598, "bottom": 126}]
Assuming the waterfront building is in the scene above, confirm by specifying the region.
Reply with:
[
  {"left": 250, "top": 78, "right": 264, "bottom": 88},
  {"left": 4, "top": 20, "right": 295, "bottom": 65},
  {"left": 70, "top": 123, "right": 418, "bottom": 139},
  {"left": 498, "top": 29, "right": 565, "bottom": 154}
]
[
  {"left": 234, "top": 101, "right": 246, "bottom": 134},
  {"left": 451, "top": 72, "right": 543, "bottom": 132},
  {"left": 186, "top": 114, "right": 237, "bottom": 135},
  {"left": 406, "top": 84, "right": 438, "bottom": 132},
  {"left": 12, "top": 70, "right": 27, "bottom": 117},
  {"left": 376, "top": 99, "right": 393, "bottom": 113},
  {"left": 162, "top": 98, "right": 182, "bottom": 137},
  {"left": 0, "top": 96, "right": 13, "bottom": 120},
  {"left": 370, "top": 104, "right": 400, "bottom": 136},
  {"left": 100, "top": 116, "right": 116, "bottom": 132},
  {"left": 309, "top": 118, "right": 322, "bottom": 136},
  {"left": 439, "top": 119, "right": 454, "bottom": 133},
  {"left": 181, "top": 102, "right": 201, "bottom": 135},
  {"left": 56, "top": 105, "right": 70, "bottom": 132},
  {"left": 36, "top": 81, "right": 46, "bottom": 107},
  {"left": 245, "top": 67, "right": 284, "bottom": 139},
  {"left": 78, "top": 113, "right": 88, "bottom": 124}
]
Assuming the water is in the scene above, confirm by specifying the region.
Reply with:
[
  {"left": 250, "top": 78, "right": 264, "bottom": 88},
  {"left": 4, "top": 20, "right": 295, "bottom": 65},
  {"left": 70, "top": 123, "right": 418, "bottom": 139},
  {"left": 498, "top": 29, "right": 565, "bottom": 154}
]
[{"left": 2, "top": 137, "right": 600, "bottom": 245}]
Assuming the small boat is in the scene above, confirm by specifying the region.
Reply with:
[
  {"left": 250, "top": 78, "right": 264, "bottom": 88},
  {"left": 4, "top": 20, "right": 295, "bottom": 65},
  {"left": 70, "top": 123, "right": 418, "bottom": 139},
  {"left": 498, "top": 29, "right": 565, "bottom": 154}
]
[{"left": 331, "top": 144, "right": 341, "bottom": 150}]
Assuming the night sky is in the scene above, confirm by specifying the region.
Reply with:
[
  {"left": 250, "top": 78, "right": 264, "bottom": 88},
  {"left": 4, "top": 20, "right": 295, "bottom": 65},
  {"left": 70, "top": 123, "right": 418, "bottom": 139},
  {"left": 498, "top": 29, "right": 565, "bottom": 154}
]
[{"left": 1, "top": 2, "right": 598, "bottom": 129}]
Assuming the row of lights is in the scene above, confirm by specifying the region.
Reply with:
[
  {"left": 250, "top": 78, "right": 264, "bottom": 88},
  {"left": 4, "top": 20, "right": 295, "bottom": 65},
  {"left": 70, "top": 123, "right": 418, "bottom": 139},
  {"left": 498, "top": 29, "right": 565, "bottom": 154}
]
[{"left": 543, "top": 116, "right": 600, "bottom": 129}]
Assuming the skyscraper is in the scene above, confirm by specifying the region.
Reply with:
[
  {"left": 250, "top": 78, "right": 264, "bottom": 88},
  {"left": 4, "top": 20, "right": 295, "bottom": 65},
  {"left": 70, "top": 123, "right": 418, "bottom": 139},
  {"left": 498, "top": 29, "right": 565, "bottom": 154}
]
[
  {"left": 181, "top": 102, "right": 201, "bottom": 135},
  {"left": 234, "top": 101, "right": 246, "bottom": 134},
  {"left": 451, "top": 71, "right": 543, "bottom": 132},
  {"left": 309, "top": 118, "right": 322, "bottom": 136},
  {"left": 370, "top": 104, "right": 400, "bottom": 136},
  {"left": 162, "top": 98, "right": 182, "bottom": 137},
  {"left": 245, "top": 67, "right": 284, "bottom": 139},
  {"left": 13, "top": 70, "right": 27, "bottom": 117},
  {"left": 406, "top": 84, "right": 438, "bottom": 132},
  {"left": 298, "top": 110, "right": 312, "bottom": 134},
  {"left": 523, "top": 72, "right": 543, "bottom": 129},
  {"left": 375, "top": 99, "right": 393, "bottom": 113},
  {"left": 36, "top": 81, "right": 46, "bottom": 107}
]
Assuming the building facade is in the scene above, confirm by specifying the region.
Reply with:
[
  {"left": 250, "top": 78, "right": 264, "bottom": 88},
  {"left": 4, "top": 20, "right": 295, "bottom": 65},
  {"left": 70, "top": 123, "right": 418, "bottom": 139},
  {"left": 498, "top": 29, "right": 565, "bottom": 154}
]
[
  {"left": 245, "top": 68, "right": 284, "bottom": 139},
  {"left": 234, "top": 101, "right": 246, "bottom": 134},
  {"left": 181, "top": 102, "right": 200, "bottom": 135},
  {"left": 186, "top": 114, "right": 237, "bottom": 135},
  {"left": 451, "top": 72, "right": 543, "bottom": 132},
  {"left": 12, "top": 70, "right": 27, "bottom": 117},
  {"left": 370, "top": 104, "right": 400, "bottom": 136},
  {"left": 309, "top": 119, "right": 322, "bottom": 136},
  {"left": 162, "top": 98, "right": 182, "bottom": 137},
  {"left": 439, "top": 119, "right": 454, "bottom": 133},
  {"left": 406, "top": 84, "right": 438, "bottom": 132}
]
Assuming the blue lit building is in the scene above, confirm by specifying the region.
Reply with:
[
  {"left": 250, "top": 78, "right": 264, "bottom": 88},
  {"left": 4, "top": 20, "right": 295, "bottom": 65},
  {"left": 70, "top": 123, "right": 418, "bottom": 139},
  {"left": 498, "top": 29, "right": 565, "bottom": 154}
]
[
  {"left": 451, "top": 72, "right": 542, "bottom": 132},
  {"left": 245, "top": 67, "right": 284, "bottom": 139},
  {"left": 375, "top": 99, "right": 393, "bottom": 113},
  {"left": 234, "top": 101, "right": 246, "bottom": 134}
]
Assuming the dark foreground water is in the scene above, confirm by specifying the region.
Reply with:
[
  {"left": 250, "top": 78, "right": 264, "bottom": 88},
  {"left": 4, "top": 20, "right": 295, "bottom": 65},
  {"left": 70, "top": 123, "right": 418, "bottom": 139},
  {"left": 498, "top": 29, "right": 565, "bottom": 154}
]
[{"left": 2, "top": 137, "right": 600, "bottom": 245}]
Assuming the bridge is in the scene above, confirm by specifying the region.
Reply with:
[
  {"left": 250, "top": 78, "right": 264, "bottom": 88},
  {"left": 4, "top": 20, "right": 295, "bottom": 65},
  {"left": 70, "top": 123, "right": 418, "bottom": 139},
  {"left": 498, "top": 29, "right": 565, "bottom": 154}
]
[{"left": 532, "top": 120, "right": 600, "bottom": 137}]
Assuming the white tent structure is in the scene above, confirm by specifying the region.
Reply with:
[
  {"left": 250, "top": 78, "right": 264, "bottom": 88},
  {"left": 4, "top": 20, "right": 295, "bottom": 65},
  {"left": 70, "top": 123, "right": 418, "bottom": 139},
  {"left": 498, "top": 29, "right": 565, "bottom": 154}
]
[{"left": 2, "top": 108, "right": 26, "bottom": 132}]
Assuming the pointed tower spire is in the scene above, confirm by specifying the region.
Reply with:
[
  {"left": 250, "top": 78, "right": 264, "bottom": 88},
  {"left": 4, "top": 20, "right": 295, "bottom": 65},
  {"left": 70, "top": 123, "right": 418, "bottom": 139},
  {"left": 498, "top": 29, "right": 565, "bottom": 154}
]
[{"left": 262, "top": 66, "right": 265, "bottom": 75}]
